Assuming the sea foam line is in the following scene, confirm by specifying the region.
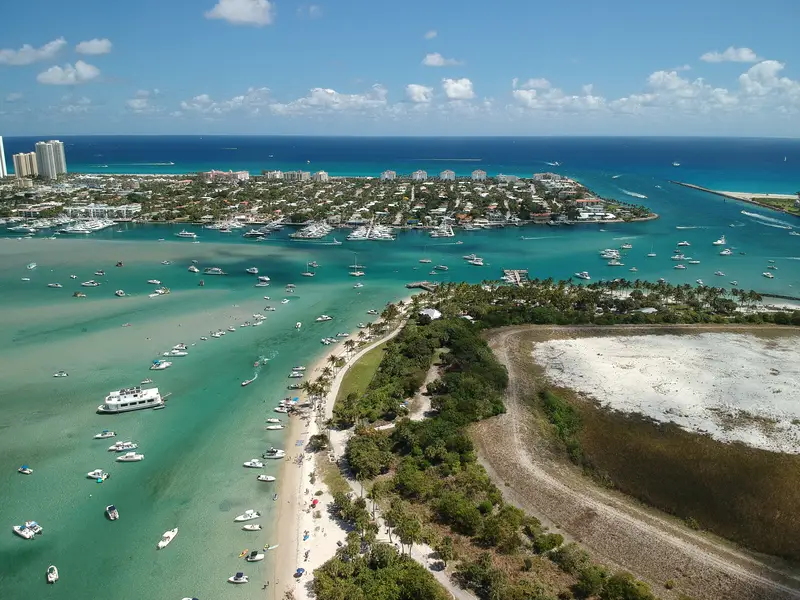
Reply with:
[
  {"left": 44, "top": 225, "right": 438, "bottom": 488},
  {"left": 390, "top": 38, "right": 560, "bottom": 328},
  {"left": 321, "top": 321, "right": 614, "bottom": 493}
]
[
  {"left": 741, "top": 210, "right": 793, "bottom": 228},
  {"left": 620, "top": 188, "right": 648, "bottom": 199}
]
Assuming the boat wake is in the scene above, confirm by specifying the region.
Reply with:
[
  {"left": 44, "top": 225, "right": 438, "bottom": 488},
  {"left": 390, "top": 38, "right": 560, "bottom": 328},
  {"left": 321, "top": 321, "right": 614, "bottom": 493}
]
[
  {"left": 619, "top": 189, "right": 648, "bottom": 199},
  {"left": 612, "top": 236, "right": 639, "bottom": 241},
  {"left": 741, "top": 210, "right": 793, "bottom": 229},
  {"left": 675, "top": 226, "right": 706, "bottom": 230},
  {"left": 611, "top": 174, "right": 622, "bottom": 179}
]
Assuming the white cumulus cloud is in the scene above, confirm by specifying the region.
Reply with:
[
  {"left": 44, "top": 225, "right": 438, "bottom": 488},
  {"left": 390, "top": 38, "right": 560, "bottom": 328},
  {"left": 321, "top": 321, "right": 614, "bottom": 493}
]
[
  {"left": 76, "top": 38, "right": 112, "bottom": 55},
  {"left": 739, "top": 60, "right": 800, "bottom": 97},
  {"left": 5, "top": 92, "right": 23, "bottom": 102},
  {"left": 406, "top": 84, "right": 434, "bottom": 103},
  {"left": 513, "top": 77, "right": 551, "bottom": 90},
  {"left": 37, "top": 61, "right": 100, "bottom": 85},
  {"left": 180, "top": 87, "right": 271, "bottom": 115},
  {"left": 205, "top": 0, "right": 275, "bottom": 26},
  {"left": 126, "top": 89, "right": 161, "bottom": 114},
  {"left": 424, "top": 30, "right": 437, "bottom": 40},
  {"left": 442, "top": 78, "right": 474, "bottom": 100},
  {"left": 701, "top": 46, "right": 759, "bottom": 63},
  {"left": 270, "top": 85, "right": 388, "bottom": 115},
  {"left": 0, "top": 38, "right": 67, "bottom": 66},
  {"left": 423, "top": 52, "right": 462, "bottom": 67}
]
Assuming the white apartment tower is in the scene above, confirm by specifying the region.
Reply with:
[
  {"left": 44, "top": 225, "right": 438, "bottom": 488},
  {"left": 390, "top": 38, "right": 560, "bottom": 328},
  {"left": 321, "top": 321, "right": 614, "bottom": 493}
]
[
  {"left": 0, "top": 136, "right": 7, "bottom": 178},
  {"left": 312, "top": 170, "right": 329, "bottom": 182},
  {"left": 380, "top": 170, "right": 396, "bottom": 181},
  {"left": 35, "top": 142, "right": 58, "bottom": 179},
  {"left": 471, "top": 169, "right": 487, "bottom": 181},
  {"left": 13, "top": 152, "right": 39, "bottom": 178},
  {"left": 439, "top": 170, "right": 456, "bottom": 181},
  {"left": 411, "top": 170, "right": 427, "bottom": 182},
  {"left": 48, "top": 140, "right": 67, "bottom": 175}
]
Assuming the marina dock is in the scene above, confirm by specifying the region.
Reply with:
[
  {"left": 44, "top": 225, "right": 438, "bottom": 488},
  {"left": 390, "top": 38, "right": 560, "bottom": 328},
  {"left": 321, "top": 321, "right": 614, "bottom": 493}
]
[
  {"left": 502, "top": 269, "right": 530, "bottom": 286},
  {"left": 406, "top": 281, "right": 438, "bottom": 292}
]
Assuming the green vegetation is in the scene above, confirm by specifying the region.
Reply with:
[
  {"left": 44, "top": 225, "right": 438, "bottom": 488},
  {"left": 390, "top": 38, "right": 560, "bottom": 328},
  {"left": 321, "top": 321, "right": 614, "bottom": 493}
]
[
  {"left": 751, "top": 196, "right": 800, "bottom": 217},
  {"left": 545, "top": 387, "right": 800, "bottom": 561},
  {"left": 334, "top": 341, "right": 388, "bottom": 413},
  {"left": 326, "top": 316, "right": 658, "bottom": 600}
]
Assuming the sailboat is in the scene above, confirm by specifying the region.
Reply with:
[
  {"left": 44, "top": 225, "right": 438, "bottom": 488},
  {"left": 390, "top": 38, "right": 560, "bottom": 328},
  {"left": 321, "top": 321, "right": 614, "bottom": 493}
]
[
  {"left": 349, "top": 253, "right": 365, "bottom": 277},
  {"left": 301, "top": 262, "right": 315, "bottom": 277},
  {"left": 646, "top": 245, "right": 656, "bottom": 258},
  {"left": 419, "top": 245, "right": 432, "bottom": 264}
]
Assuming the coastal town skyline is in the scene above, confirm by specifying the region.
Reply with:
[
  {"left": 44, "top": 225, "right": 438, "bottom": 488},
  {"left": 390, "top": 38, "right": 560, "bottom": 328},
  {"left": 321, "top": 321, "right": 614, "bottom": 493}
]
[{"left": 1, "top": 0, "right": 799, "bottom": 137}]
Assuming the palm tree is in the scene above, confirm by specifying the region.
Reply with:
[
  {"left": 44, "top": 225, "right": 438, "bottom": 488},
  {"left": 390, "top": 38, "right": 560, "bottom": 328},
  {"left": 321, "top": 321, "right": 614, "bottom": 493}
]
[{"left": 321, "top": 366, "right": 333, "bottom": 379}]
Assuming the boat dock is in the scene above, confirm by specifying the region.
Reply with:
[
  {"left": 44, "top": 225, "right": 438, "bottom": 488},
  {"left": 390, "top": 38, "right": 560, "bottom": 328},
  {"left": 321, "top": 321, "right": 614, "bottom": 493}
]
[
  {"left": 502, "top": 269, "right": 529, "bottom": 286},
  {"left": 406, "top": 281, "right": 438, "bottom": 292}
]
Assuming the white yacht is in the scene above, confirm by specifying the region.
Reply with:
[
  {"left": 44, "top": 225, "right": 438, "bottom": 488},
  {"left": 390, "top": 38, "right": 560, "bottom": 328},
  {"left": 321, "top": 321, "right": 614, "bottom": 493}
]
[
  {"left": 674, "top": 264, "right": 687, "bottom": 270},
  {"left": 188, "top": 265, "right": 200, "bottom": 273},
  {"left": 467, "top": 258, "right": 484, "bottom": 266},
  {"left": 108, "top": 441, "right": 138, "bottom": 452},
  {"left": 149, "top": 360, "right": 172, "bottom": 370},
  {"left": 147, "top": 279, "right": 161, "bottom": 285},
  {"left": 234, "top": 509, "right": 261, "bottom": 522},
  {"left": 157, "top": 528, "right": 178, "bottom": 549},
  {"left": 434, "top": 265, "right": 449, "bottom": 271},
  {"left": 696, "top": 279, "right": 704, "bottom": 286},
  {"left": 47, "top": 283, "right": 63, "bottom": 288},
  {"left": 13, "top": 521, "right": 43, "bottom": 539},
  {"left": 245, "top": 550, "right": 265, "bottom": 562},
  {"left": 53, "top": 370, "right": 69, "bottom": 378},
  {"left": 97, "top": 386, "right": 164, "bottom": 413},
  {"left": 262, "top": 447, "right": 286, "bottom": 459},
  {"left": 106, "top": 505, "right": 119, "bottom": 520},
  {"left": 175, "top": 230, "right": 197, "bottom": 239},
  {"left": 607, "top": 260, "right": 625, "bottom": 266},
  {"left": 116, "top": 452, "right": 145, "bottom": 462},
  {"left": 162, "top": 349, "right": 188, "bottom": 357},
  {"left": 715, "top": 271, "right": 725, "bottom": 276},
  {"left": 114, "top": 290, "right": 125, "bottom": 298},
  {"left": 246, "top": 267, "right": 259, "bottom": 275},
  {"left": 204, "top": 267, "right": 225, "bottom": 275},
  {"left": 26, "top": 262, "right": 37, "bottom": 270},
  {"left": 574, "top": 271, "right": 591, "bottom": 280},
  {"left": 228, "top": 573, "right": 249, "bottom": 584},
  {"left": 291, "top": 222, "right": 334, "bottom": 240},
  {"left": 288, "top": 371, "right": 304, "bottom": 379},
  {"left": 419, "top": 258, "right": 432, "bottom": 264},
  {"left": 763, "top": 272, "right": 775, "bottom": 279},
  {"left": 94, "top": 430, "right": 116, "bottom": 439},
  {"left": 712, "top": 235, "right": 726, "bottom": 246},
  {"left": 274, "top": 406, "right": 289, "bottom": 413},
  {"left": 243, "top": 459, "right": 264, "bottom": 468},
  {"left": 258, "top": 275, "right": 271, "bottom": 282},
  {"left": 677, "top": 241, "right": 691, "bottom": 247},
  {"left": 257, "top": 474, "right": 277, "bottom": 482},
  {"left": 18, "top": 465, "right": 33, "bottom": 475},
  {"left": 242, "top": 524, "right": 262, "bottom": 531},
  {"left": 315, "top": 315, "right": 333, "bottom": 322},
  {"left": 620, "top": 243, "right": 633, "bottom": 250},
  {"left": 265, "top": 424, "right": 285, "bottom": 430},
  {"left": 688, "top": 260, "right": 701, "bottom": 265},
  {"left": 671, "top": 254, "right": 686, "bottom": 261},
  {"left": 81, "top": 280, "right": 100, "bottom": 287},
  {"left": 719, "top": 248, "right": 733, "bottom": 256},
  {"left": 87, "top": 469, "right": 110, "bottom": 481}
]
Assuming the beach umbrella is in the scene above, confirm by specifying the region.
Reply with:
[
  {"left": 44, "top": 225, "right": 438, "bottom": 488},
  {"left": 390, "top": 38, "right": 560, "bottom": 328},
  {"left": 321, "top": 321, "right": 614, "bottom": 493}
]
[{"left": 294, "top": 568, "right": 305, "bottom": 578}]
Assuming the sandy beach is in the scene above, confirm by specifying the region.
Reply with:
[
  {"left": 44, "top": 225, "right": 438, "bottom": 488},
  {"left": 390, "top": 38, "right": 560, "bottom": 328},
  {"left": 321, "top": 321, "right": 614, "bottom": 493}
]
[{"left": 533, "top": 332, "right": 800, "bottom": 453}]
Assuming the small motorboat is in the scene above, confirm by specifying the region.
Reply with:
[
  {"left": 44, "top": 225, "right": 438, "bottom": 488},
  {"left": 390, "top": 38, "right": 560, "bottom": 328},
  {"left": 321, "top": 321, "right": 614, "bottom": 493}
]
[
  {"left": 141, "top": 378, "right": 153, "bottom": 385},
  {"left": 94, "top": 430, "right": 116, "bottom": 439},
  {"left": 246, "top": 266, "right": 259, "bottom": 274},
  {"left": 53, "top": 370, "right": 69, "bottom": 378},
  {"left": 116, "top": 452, "right": 145, "bottom": 462},
  {"left": 242, "top": 524, "right": 262, "bottom": 531},
  {"left": 188, "top": 265, "right": 200, "bottom": 273},
  {"left": 315, "top": 314, "right": 333, "bottom": 322},
  {"left": 763, "top": 272, "right": 775, "bottom": 279},
  {"left": 272, "top": 493, "right": 278, "bottom": 502},
  {"left": 295, "top": 322, "right": 302, "bottom": 329},
  {"left": 258, "top": 275, "right": 270, "bottom": 282},
  {"left": 353, "top": 282, "right": 364, "bottom": 289},
  {"left": 18, "top": 465, "right": 33, "bottom": 475},
  {"left": 288, "top": 371, "right": 304, "bottom": 379},
  {"left": 47, "top": 283, "right": 63, "bottom": 288},
  {"left": 715, "top": 271, "right": 725, "bottom": 276},
  {"left": 243, "top": 459, "right": 264, "bottom": 468},
  {"left": 26, "top": 262, "right": 37, "bottom": 270},
  {"left": 73, "top": 291, "right": 86, "bottom": 297},
  {"left": 367, "top": 309, "right": 378, "bottom": 315},
  {"left": 157, "top": 527, "right": 178, "bottom": 549},
  {"left": 106, "top": 505, "right": 119, "bottom": 520},
  {"left": 108, "top": 441, "right": 138, "bottom": 452},
  {"left": 274, "top": 406, "right": 289, "bottom": 413},
  {"left": 115, "top": 290, "right": 125, "bottom": 297},
  {"left": 70, "top": 274, "right": 77, "bottom": 279},
  {"left": 730, "top": 280, "right": 739, "bottom": 286},
  {"left": 81, "top": 280, "right": 100, "bottom": 287},
  {"left": 234, "top": 510, "right": 261, "bottom": 522},
  {"left": 265, "top": 424, "right": 284, "bottom": 430},
  {"left": 150, "top": 360, "right": 172, "bottom": 370},
  {"left": 162, "top": 349, "right": 188, "bottom": 357},
  {"left": 228, "top": 572, "right": 249, "bottom": 584},
  {"left": 245, "top": 550, "right": 265, "bottom": 562},
  {"left": 241, "top": 377, "right": 256, "bottom": 387},
  {"left": 116, "top": 261, "right": 124, "bottom": 267},
  {"left": 281, "top": 299, "right": 289, "bottom": 304},
  {"left": 87, "top": 469, "right": 110, "bottom": 482},
  {"left": 257, "top": 475, "right": 276, "bottom": 482},
  {"left": 94, "top": 270, "right": 105, "bottom": 276},
  {"left": 265, "top": 418, "right": 282, "bottom": 423},
  {"left": 46, "top": 565, "right": 59, "bottom": 584},
  {"left": 263, "top": 447, "right": 286, "bottom": 459},
  {"left": 620, "top": 243, "right": 633, "bottom": 250},
  {"left": 147, "top": 279, "right": 161, "bottom": 285},
  {"left": 696, "top": 279, "right": 704, "bottom": 286},
  {"left": 161, "top": 260, "right": 173, "bottom": 265}
]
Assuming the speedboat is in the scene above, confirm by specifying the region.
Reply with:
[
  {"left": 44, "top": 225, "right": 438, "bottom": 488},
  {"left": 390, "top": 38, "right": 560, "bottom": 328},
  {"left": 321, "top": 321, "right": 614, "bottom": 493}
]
[
  {"left": 26, "top": 262, "right": 37, "bottom": 270},
  {"left": 234, "top": 510, "right": 261, "bottom": 522},
  {"left": 262, "top": 447, "right": 285, "bottom": 459},
  {"left": 257, "top": 475, "right": 276, "bottom": 482},
  {"left": 574, "top": 271, "right": 591, "bottom": 280},
  {"left": 265, "top": 424, "right": 285, "bottom": 430},
  {"left": 115, "top": 290, "right": 125, "bottom": 297},
  {"left": 674, "top": 264, "right": 687, "bottom": 270},
  {"left": 713, "top": 235, "right": 726, "bottom": 246},
  {"left": 245, "top": 550, "right": 265, "bottom": 562},
  {"left": 109, "top": 441, "right": 138, "bottom": 452},
  {"left": 243, "top": 459, "right": 264, "bottom": 468},
  {"left": 46, "top": 565, "right": 59, "bottom": 584},
  {"left": 242, "top": 524, "right": 262, "bottom": 531},
  {"left": 18, "top": 465, "right": 33, "bottom": 475},
  {"left": 150, "top": 360, "right": 172, "bottom": 370},
  {"left": 53, "top": 370, "right": 68, "bottom": 378},
  {"left": 204, "top": 267, "right": 225, "bottom": 275},
  {"left": 94, "top": 430, "right": 116, "bottom": 439},
  {"left": 188, "top": 265, "right": 200, "bottom": 273},
  {"left": 288, "top": 371, "right": 304, "bottom": 379},
  {"left": 161, "top": 260, "right": 172, "bottom": 265},
  {"left": 241, "top": 377, "right": 256, "bottom": 387},
  {"left": 281, "top": 299, "right": 289, "bottom": 304},
  {"left": 227, "top": 326, "right": 236, "bottom": 332},
  {"left": 141, "top": 378, "right": 153, "bottom": 385},
  {"left": 647, "top": 252, "right": 656, "bottom": 257},
  {"left": 688, "top": 260, "right": 700, "bottom": 265},
  {"left": 173, "top": 343, "right": 188, "bottom": 350},
  {"left": 47, "top": 283, "right": 63, "bottom": 288},
  {"left": 116, "top": 261, "right": 124, "bottom": 267},
  {"left": 266, "top": 417, "right": 282, "bottom": 423},
  {"left": 719, "top": 249, "right": 733, "bottom": 256},
  {"left": 677, "top": 241, "right": 691, "bottom": 247},
  {"left": 607, "top": 260, "right": 624, "bottom": 266},
  {"left": 81, "top": 280, "right": 100, "bottom": 287},
  {"left": 274, "top": 406, "right": 289, "bottom": 413},
  {"left": 790, "top": 231, "right": 800, "bottom": 236},
  {"left": 295, "top": 322, "right": 302, "bottom": 330},
  {"left": 106, "top": 505, "right": 119, "bottom": 520},
  {"left": 768, "top": 265, "right": 778, "bottom": 270},
  {"left": 162, "top": 349, "right": 188, "bottom": 357},
  {"left": 730, "top": 280, "right": 739, "bottom": 286},
  {"left": 367, "top": 309, "right": 378, "bottom": 315},
  {"left": 176, "top": 230, "right": 197, "bottom": 239},
  {"left": 419, "top": 258, "right": 432, "bottom": 264},
  {"left": 87, "top": 469, "right": 110, "bottom": 481},
  {"left": 246, "top": 267, "right": 259, "bottom": 275},
  {"left": 763, "top": 272, "right": 775, "bottom": 279},
  {"left": 292, "top": 365, "right": 306, "bottom": 371},
  {"left": 696, "top": 279, "right": 704, "bottom": 286},
  {"left": 258, "top": 275, "right": 271, "bottom": 282},
  {"left": 147, "top": 279, "right": 161, "bottom": 285},
  {"left": 315, "top": 315, "right": 333, "bottom": 322},
  {"left": 157, "top": 527, "right": 178, "bottom": 549},
  {"left": 353, "top": 282, "right": 364, "bottom": 288},
  {"left": 671, "top": 254, "right": 685, "bottom": 261},
  {"left": 94, "top": 270, "right": 105, "bottom": 277},
  {"left": 629, "top": 267, "right": 638, "bottom": 272},
  {"left": 70, "top": 274, "right": 77, "bottom": 279},
  {"left": 715, "top": 271, "right": 725, "bottom": 276},
  {"left": 255, "top": 282, "right": 270, "bottom": 287},
  {"left": 620, "top": 243, "right": 633, "bottom": 250},
  {"left": 228, "top": 573, "right": 249, "bottom": 584},
  {"left": 116, "top": 452, "right": 145, "bottom": 462}
]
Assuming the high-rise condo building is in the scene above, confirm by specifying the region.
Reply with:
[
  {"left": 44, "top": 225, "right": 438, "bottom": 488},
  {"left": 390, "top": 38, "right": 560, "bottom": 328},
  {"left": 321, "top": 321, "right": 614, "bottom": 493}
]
[
  {"left": 0, "top": 136, "right": 7, "bottom": 178},
  {"left": 35, "top": 141, "right": 58, "bottom": 180},
  {"left": 48, "top": 140, "right": 67, "bottom": 174},
  {"left": 13, "top": 152, "right": 39, "bottom": 178}
]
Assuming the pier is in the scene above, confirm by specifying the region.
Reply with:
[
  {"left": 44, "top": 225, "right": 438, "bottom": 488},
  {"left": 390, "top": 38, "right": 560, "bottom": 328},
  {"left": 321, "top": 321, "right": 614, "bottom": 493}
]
[
  {"left": 406, "top": 281, "right": 438, "bottom": 292},
  {"left": 670, "top": 181, "right": 799, "bottom": 218},
  {"left": 501, "top": 269, "right": 530, "bottom": 286}
]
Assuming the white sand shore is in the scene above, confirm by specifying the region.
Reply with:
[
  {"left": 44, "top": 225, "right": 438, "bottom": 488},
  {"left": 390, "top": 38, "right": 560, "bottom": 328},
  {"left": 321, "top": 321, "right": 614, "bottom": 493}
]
[{"left": 533, "top": 332, "right": 800, "bottom": 453}]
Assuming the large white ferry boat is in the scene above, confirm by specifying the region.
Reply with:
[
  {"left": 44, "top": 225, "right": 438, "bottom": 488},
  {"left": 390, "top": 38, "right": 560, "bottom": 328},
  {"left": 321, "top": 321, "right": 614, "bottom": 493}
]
[{"left": 97, "top": 386, "right": 164, "bottom": 414}]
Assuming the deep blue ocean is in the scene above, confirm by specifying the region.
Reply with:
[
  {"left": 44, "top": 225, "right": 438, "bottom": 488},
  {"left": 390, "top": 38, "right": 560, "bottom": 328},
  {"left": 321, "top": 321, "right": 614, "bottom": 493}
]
[{"left": 3, "top": 136, "right": 800, "bottom": 193}]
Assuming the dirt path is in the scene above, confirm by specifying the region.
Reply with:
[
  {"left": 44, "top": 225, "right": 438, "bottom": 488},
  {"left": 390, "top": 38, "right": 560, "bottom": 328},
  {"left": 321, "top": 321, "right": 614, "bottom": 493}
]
[
  {"left": 408, "top": 358, "right": 439, "bottom": 421},
  {"left": 472, "top": 326, "right": 800, "bottom": 600}
]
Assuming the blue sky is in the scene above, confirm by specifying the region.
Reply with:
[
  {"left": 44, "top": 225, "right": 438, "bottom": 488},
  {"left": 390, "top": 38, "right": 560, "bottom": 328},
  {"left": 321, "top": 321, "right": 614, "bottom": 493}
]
[{"left": 1, "top": 0, "right": 799, "bottom": 136}]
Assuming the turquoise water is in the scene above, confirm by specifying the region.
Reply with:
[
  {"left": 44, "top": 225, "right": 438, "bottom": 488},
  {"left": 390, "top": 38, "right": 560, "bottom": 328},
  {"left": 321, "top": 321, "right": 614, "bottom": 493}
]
[{"left": 2, "top": 176, "right": 800, "bottom": 600}]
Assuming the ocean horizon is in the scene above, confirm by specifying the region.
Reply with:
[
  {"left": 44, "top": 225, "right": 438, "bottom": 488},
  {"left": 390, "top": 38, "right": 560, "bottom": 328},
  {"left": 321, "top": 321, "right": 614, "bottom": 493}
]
[{"left": 3, "top": 136, "right": 800, "bottom": 194}]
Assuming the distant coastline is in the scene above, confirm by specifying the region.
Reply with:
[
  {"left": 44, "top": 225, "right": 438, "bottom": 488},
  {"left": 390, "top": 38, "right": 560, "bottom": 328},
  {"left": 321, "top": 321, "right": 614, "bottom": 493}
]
[{"left": 670, "top": 181, "right": 800, "bottom": 219}]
